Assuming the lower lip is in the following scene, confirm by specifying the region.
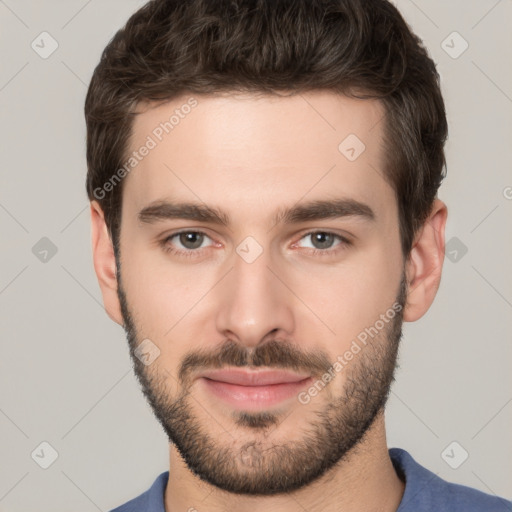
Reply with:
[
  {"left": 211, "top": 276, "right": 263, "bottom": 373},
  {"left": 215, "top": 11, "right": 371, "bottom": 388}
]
[{"left": 200, "top": 377, "right": 313, "bottom": 410}]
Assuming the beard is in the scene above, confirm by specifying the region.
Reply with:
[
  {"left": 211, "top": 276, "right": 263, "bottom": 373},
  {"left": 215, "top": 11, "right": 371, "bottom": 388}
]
[{"left": 116, "top": 259, "right": 407, "bottom": 496}]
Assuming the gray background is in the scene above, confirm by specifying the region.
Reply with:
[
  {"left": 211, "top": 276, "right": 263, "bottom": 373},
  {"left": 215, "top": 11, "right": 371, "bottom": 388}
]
[{"left": 1, "top": 0, "right": 511, "bottom": 510}]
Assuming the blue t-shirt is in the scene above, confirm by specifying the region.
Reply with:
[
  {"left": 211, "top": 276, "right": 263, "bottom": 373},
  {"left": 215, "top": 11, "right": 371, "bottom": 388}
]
[{"left": 110, "top": 448, "right": 511, "bottom": 511}]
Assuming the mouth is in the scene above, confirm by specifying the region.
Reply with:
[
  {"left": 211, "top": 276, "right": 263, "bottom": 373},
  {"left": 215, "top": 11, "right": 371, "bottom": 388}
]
[{"left": 198, "top": 368, "right": 313, "bottom": 410}]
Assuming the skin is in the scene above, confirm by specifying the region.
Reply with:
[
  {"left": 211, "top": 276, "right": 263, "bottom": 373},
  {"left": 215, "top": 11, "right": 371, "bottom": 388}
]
[{"left": 90, "top": 91, "right": 447, "bottom": 512}]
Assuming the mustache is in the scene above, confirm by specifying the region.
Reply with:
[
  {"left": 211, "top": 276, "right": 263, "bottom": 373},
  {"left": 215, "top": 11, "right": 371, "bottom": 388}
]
[{"left": 178, "top": 338, "right": 333, "bottom": 386}]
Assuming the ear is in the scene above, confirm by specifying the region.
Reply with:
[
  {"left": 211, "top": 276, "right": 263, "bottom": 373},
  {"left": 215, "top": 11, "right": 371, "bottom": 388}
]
[
  {"left": 90, "top": 200, "right": 124, "bottom": 326},
  {"left": 403, "top": 199, "right": 448, "bottom": 322}
]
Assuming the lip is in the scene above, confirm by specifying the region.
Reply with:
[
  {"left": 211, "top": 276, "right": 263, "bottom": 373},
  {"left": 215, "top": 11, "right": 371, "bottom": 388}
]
[
  {"left": 198, "top": 368, "right": 312, "bottom": 410},
  {"left": 199, "top": 368, "right": 311, "bottom": 386}
]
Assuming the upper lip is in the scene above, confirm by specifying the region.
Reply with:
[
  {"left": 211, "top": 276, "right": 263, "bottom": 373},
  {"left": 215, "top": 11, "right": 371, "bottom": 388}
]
[{"left": 200, "top": 368, "right": 311, "bottom": 386}]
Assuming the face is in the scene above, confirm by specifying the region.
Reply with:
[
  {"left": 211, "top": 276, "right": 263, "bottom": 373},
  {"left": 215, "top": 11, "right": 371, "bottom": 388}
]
[{"left": 115, "top": 91, "right": 407, "bottom": 495}]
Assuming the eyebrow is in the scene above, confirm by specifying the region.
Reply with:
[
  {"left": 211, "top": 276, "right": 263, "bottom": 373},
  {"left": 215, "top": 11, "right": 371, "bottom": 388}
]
[{"left": 137, "top": 197, "right": 376, "bottom": 227}]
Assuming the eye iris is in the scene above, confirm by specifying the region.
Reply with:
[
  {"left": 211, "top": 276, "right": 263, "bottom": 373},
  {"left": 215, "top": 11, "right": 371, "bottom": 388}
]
[
  {"left": 312, "top": 232, "right": 334, "bottom": 249},
  {"left": 180, "top": 232, "right": 203, "bottom": 249}
]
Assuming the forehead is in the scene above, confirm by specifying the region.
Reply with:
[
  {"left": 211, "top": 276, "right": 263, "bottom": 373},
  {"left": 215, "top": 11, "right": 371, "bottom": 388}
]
[{"left": 123, "top": 91, "right": 394, "bottom": 226}]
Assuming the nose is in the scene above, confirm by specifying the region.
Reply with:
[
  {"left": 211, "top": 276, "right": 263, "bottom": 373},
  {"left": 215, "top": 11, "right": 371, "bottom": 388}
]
[{"left": 214, "top": 242, "right": 296, "bottom": 349}]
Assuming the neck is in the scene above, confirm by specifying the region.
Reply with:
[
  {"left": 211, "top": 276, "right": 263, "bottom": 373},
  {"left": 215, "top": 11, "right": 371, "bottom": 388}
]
[{"left": 164, "top": 412, "right": 405, "bottom": 512}]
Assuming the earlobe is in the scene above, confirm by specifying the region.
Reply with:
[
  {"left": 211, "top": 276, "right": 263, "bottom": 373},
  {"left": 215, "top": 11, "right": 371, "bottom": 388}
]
[
  {"left": 90, "top": 201, "right": 124, "bottom": 326},
  {"left": 403, "top": 199, "right": 448, "bottom": 322}
]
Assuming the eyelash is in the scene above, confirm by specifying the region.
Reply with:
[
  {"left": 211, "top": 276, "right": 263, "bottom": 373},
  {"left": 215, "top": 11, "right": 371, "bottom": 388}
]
[{"left": 159, "top": 230, "right": 352, "bottom": 259}]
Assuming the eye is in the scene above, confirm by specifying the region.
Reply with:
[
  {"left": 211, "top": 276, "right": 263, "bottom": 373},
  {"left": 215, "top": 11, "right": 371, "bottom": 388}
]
[
  {"left": 160, "top": 230, "right": 215, "bottom": 257},
  {"left": 159, "top": 229, "right": 351, "bottom": 259},
  {"left": 174, "top": 231, "right": 210, "bottom": 250},
  {"left": 294, "top": 231, "right": 351, "bottom": 254}
]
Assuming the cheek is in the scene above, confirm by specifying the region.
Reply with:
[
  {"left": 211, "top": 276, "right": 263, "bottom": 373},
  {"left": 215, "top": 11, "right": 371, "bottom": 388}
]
[
  {"left": 289, "top": 246, "right": 401, "bottom": 348},
  {"left": 120, "top": 243, "right": 221, "bottom": 342}
]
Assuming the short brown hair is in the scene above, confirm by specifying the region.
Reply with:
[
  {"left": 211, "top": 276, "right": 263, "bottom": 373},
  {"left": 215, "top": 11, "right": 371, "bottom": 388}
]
[{"left": 85, "top": 0, "right": 448, "bottom": 259}]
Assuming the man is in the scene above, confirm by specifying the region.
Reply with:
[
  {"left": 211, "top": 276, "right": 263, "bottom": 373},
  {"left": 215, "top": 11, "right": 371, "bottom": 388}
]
[{"left": 85, "top": 0, "right": 511, "bottom": 511}]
